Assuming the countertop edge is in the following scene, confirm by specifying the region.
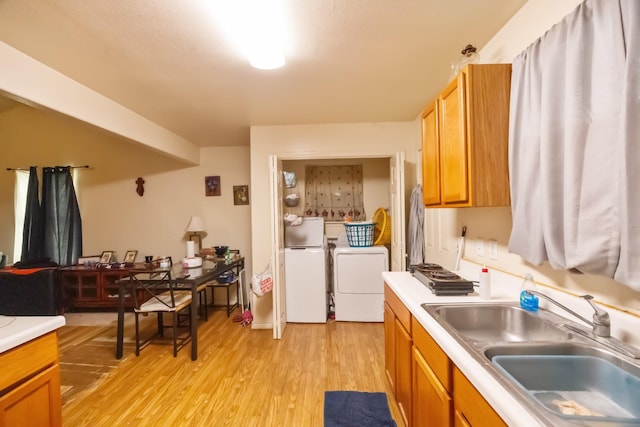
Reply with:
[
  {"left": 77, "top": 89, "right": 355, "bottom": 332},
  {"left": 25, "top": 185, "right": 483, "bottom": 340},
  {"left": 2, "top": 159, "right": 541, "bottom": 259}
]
[{"left": 0, "top": 315, "right": 66, "bottom": 353}]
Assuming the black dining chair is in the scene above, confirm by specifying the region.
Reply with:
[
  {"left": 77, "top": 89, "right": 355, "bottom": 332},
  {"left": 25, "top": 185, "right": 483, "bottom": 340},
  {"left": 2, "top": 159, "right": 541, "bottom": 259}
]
[{"left": 129, "top": 267, "right": 192, "bottom": 357}]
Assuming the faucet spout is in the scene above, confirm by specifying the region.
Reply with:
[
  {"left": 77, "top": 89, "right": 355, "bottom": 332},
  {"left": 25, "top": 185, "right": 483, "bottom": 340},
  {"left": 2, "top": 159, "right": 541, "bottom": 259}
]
[{"left": 525, "top": 290, "right": 610, "bottom": 337}]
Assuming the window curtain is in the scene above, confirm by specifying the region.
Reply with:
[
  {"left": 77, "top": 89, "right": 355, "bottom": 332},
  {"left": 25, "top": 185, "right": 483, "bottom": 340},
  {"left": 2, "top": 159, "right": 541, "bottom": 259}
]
[
  {"left": 41, "top": 166, "right": 83, "bottom": 266},
  {"left": 304, "top": 165, "right": 366, "bottom": 221},
  {"left": 508, "top": 0, "right": 640, "bottom": 290},
  {"left": 14, "top": 169, "right": 30, "bottom": 263},
  {"left": 21, "top": 166, "right": 43, "bottom": 263}
]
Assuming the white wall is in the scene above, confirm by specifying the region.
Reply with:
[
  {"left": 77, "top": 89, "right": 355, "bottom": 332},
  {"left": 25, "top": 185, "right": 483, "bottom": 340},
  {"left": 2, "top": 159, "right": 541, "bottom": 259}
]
[
  {"left": 250, "top": 122, "right": 419, "bottom": 328},
  {"left": 425, "top": 0, "right": 640, "bottom": 314}
]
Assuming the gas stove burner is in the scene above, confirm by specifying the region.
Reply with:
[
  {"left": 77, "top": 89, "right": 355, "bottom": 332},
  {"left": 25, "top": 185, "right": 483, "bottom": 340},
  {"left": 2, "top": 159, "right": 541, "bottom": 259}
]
[
  {"left": 411, "top": 266, "right": 475, "bottom": 296},
  {"left": 428, "top": 270, "right": 462, "bottom": 281},
  {"left": 411, "top": 263, "right": 443, "bottom": 273}
]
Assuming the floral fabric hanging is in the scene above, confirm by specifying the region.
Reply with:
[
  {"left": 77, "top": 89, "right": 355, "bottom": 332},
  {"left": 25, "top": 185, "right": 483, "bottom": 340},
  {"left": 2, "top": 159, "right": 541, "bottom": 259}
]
[{"left": 304, "top": 165, "right": 366, "bottom": 221}]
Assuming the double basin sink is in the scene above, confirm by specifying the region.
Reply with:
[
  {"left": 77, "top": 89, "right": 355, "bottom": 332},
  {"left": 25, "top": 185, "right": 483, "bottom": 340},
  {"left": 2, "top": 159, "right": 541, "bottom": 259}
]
[{"left": 422, "top": 303, "right": 640, "bottom": 426}]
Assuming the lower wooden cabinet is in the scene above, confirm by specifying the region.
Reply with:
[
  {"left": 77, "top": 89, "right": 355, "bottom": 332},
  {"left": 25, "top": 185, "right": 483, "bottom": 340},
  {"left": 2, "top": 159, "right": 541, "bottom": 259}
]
[
  {"left": 453, "top": 366, "right": 506, "bottom": 427},
  {"left": 384, "top": 285, "right": 413, "bottom": 427},
  {"left": 384, "top": 282, "right": 507, "bottom": 427},
  {"left": 395, "top": 318, "right": 412, "bottom": 426},
  {"left": 0, "top": 332, "right": 62, "bottom": 427},
  {"left": 412, "top": 346, "right": 452, "bottom": 427},
  {"left": 384, "top": 302, "right": 397, "bottom": 393}
]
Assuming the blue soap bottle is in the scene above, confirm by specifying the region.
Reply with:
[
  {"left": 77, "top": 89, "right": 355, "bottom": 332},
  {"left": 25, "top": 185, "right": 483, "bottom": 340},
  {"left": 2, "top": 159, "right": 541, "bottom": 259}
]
[{"left": 519, "top": 273, "right": 539, "bottom": 311}]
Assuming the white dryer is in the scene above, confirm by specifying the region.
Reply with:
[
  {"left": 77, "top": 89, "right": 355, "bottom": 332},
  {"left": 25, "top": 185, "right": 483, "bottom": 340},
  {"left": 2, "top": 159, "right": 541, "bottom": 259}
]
[{"left": 333, "top": 245, "right": 388, "bottom": 322}]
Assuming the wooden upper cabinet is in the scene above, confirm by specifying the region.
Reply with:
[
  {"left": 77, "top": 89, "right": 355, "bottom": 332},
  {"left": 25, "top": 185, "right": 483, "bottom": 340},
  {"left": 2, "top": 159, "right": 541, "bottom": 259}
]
[
  {"left": 422, "top": 64, "right": 512, "bottom": 207},
  {"left": 421, "top": 101, "right": 440, "bottom": 206}
]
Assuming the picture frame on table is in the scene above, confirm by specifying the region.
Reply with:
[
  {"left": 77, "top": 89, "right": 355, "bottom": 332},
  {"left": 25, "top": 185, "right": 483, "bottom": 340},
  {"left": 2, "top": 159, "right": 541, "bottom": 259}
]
[
  {"left": 78, "top": 255, "right": 101, "bottom": 266},
  {"left": 123, "top": 250, "right": 138, "bottom": 263},
  {"left": 100, "top": 251, "right": 115, "bottom": 264}
]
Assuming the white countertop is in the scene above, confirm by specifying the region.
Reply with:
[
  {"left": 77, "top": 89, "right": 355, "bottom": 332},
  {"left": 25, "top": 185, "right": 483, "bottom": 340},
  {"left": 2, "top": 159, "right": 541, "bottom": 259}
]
[
  {"left": 383, "top": 263, "right": 640, "bottom": 427},
  {"left": 0, "top": 315, "right": 66, "bottom": 353}
]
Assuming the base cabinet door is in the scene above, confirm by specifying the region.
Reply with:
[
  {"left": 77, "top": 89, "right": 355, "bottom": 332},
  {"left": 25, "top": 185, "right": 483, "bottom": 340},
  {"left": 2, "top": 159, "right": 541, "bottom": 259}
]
[
  {"left": 0, "top": 364, "right": 62, "bottom": 427},
  {"left": 412, "top": 346, "right": 452, "bottom": 427},
  {"left": 384, "top": 302, "right": 396, "bottom": 394},
  {"left": 396, "top": 319, "right": 412, "bottom": 427},
  {"left": 453, "top": 367, "right": 506, "bottom": 427}
]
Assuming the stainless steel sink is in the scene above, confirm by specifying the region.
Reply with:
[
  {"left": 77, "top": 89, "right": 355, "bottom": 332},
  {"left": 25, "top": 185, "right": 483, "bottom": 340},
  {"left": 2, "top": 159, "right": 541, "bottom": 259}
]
[
  {"left": 422, "top": 303, "right": 571, "bottom": 342},
  {"left": 421, "top": 302, "right": 640, "bottom": 426}
]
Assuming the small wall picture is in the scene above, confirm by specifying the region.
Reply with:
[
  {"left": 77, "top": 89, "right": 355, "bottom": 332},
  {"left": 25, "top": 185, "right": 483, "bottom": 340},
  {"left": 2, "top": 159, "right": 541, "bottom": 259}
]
[
  {"left": 205, "top": 175, "right": 221, "bottom": 196},
  {"left": 123, "top": 250, "right": 138, "bottom": 263},
  {"left": 233, "top": 185, "right": 249, "bottom": 205},
  {"left": 100, "top": 251, "right": 115, "bottom": 263}
]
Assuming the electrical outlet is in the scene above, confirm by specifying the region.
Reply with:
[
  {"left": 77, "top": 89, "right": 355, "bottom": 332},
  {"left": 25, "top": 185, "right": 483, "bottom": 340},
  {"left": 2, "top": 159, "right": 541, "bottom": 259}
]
[
  {"left": 476, "top": 239, "right": 485, "bottom": 257},
  {"left": 489, "top": 240, "right": 498, "bottom": 260}
]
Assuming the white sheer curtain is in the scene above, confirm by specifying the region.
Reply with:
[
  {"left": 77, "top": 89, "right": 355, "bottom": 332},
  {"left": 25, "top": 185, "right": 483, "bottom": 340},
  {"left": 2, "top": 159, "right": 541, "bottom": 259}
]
[
  {"left": 304, "top": 165, "right": 366, "bottom": 221},
  {"left": 508, "top": 0, "right": 640, "bottom": 290},
  {"left": 13, "top": 170, "right": 29, "bottom": 263}
]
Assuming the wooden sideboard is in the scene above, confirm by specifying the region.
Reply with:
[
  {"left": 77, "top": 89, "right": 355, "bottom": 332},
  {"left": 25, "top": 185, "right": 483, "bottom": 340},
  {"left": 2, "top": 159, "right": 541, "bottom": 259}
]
[{"left": 58, "top": 266, "right": 135, "bottom": 311}]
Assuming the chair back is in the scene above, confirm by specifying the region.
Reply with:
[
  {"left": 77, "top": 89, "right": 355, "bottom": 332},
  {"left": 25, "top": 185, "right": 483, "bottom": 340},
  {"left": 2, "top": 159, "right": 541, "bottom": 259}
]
[{"left": 129, "top": 269, "right": 189, "bottom": 312}]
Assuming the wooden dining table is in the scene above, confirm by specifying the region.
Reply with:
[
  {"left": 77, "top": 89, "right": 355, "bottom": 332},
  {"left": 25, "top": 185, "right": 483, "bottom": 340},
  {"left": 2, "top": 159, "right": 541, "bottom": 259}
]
[{"left": 115, "top": 256, "right": 245, "bottom": 360}]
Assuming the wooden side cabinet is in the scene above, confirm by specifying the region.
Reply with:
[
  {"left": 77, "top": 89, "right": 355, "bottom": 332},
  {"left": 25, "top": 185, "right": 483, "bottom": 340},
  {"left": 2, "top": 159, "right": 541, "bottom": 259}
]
[
  {"left": 0, "top": 332, "right": 62, "bottom": 427},
  {"left": 422, "top": 64, "right": 512, "bottom": 208},
  {"left": 384, "top": 285, "right": 412, "bottom": 427},
  {"left": 412, "top": 316, "right": 452, "bottom": 427},
  {"left": 59, "top": 267, "right": 134, "bottom": 310},
  {"left": 453, "top": 366, "right": 507, "bottom": 427}
]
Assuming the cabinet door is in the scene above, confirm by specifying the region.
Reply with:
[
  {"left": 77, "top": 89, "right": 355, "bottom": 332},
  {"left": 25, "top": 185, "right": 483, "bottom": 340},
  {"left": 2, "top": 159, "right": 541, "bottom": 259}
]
[
  {"left": 439, "top": 71, "right": 469, "bottom": 206},
  {"left": 101, "top": 271, "right": 131, "bottom": 303},
  {"left": 0, "top": 364, "right": 62, "bottom": 427},
  {"left": 453, "top": 410, "right": 471, "bottom": 427},
  {"left": 421, "top": 101, "right": 440, "bottom": 206},
  {"left": 412, "top": 346, "right": 452, "bottom": 427},
  {"left": 453, "top": 366, "right": 506, "bottom": 427},
  {"left": 384, "top": 302, "right": 396, "bottom": 395},
  {"left": 396, "top": 318, "right": 412, "bottom": 427}
]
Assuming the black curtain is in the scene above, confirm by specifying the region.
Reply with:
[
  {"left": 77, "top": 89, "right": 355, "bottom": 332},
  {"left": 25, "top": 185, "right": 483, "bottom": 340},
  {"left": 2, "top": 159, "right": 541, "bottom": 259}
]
[
  {"left": 21, "top": 166, "right": 43, "bottom": 262},
  {"left": 41, "top": 166, "right": 83, "bottom": 266}
]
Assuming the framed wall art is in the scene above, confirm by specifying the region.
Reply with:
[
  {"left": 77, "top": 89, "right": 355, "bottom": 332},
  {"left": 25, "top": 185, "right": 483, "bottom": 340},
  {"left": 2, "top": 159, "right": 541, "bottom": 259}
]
[
  {"left": 205, "top": 175, "right": 221, "bottom": 196},
  {"left": 233, "top": 185, "right": 249, "bottom": 205}
]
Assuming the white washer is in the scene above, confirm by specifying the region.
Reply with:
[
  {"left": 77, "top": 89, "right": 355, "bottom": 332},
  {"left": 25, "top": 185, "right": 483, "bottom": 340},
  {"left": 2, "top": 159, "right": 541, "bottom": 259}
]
[{"left": 333, "top": 245, "right": 388, "bottom": 322}]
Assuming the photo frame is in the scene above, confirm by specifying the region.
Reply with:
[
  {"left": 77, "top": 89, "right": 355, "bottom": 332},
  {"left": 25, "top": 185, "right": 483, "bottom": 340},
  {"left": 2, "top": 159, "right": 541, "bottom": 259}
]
[
  {"left": 205, "top": 175, "right": 221, "bottom": 197},
  {"left": 233, "top": 185, "right": 249, "bottom": 205},
  {"left": 78, "top": 255, "right": 101, "bottom": 266},
  {"left": 123, "top": 250, "right": 138, "bottom": 263},
  {"left": 100, "top": 251, "right": 115, "bottom": 263}
]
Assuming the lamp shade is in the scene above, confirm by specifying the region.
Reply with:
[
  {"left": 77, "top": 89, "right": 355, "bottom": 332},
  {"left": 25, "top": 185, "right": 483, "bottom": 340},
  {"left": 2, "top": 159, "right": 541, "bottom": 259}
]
[{"left": 185, "top": 216, "right": 206, "bottom": 232}]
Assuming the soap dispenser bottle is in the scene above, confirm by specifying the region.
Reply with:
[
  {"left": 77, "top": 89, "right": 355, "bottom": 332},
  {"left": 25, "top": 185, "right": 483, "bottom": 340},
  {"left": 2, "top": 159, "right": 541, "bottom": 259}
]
[
  {"left": 479, "top": 265, "right": 491, "bottom": 300},
  {"left": 519, "top": 273, "right": 539, "bottom": 311}
]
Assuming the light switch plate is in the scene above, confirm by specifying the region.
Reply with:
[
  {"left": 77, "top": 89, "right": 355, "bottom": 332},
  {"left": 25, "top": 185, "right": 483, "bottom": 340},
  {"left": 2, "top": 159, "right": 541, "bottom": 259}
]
[
  {"left": 489, "top": 240, "right": 498, "bottom": 260},
  {"left": 476, "top": 239, "right": 485, "bottom": 257}
]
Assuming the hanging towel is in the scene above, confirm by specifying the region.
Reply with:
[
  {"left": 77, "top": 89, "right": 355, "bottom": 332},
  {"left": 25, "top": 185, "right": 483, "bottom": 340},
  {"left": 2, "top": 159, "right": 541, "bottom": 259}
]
[{"left": 408, "top": 184, "right": 425, "bottom": 266}]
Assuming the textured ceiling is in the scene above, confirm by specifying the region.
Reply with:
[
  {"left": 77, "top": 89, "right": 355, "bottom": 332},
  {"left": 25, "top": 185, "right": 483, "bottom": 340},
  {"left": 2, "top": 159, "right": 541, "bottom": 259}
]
[{"left": 0, "top": 0, "right": 528, "bottom": 147}]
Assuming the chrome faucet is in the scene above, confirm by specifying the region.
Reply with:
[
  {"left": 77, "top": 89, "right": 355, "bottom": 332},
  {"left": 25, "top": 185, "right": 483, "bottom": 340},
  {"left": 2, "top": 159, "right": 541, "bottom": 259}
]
[{"left": 525, "top": 291, "right": 610, "bottom": 337}]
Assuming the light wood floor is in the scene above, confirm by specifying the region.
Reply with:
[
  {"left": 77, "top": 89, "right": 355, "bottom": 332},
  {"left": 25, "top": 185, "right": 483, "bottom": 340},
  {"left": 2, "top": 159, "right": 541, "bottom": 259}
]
[{"left": 61, "top": 309, "right": 402, "bottom": 426}]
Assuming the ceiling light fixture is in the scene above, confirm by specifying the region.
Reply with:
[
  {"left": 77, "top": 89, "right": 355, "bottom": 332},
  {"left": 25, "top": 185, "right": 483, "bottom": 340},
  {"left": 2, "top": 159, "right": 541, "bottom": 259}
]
[{"left": 212, "top": 0, "right": 286, "bottom": 70}]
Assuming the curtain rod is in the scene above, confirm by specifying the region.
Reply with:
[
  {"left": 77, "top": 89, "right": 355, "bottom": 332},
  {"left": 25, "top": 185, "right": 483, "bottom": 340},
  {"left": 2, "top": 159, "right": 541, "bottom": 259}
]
[{"left": 6, "top": 165, "right": 91, "bottom": 171}]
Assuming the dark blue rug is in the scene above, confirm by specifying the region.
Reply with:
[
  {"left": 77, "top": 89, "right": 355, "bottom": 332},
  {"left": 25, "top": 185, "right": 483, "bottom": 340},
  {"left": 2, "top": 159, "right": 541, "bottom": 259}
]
[{"left": 324, "top": 391, "right": 397, "bottom": 427}]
